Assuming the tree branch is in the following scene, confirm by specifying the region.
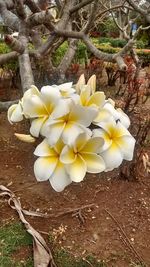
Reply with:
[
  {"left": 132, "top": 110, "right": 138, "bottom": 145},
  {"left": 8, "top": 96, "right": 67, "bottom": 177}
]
[
  {"left": 26, "top": 9, "right": 54, "bottom": 28},
  {"left": 55, "top": 0, "right": 62, "bottom": 11},
  {"left": 25, "top": 0, "right": 41, "bottom": 13},
  {"left": 30, "top": 29, "right": 43, "bottom": 49},
  {"left": 57, "top": 39, "right": 78, "bottom": 80},
  {"left": 83, "top": 0, "right": 98, "bottom": 34},
  {"left": 18, "top": 21, "right": 34, "bottom": 92},
  {"left": 37, "top": 0, "right": 77, "bottom": 56},
  {"left": 38, "top": 34, "right": 57, "bottom": 56},
  {"left": 14, "top": 0, "right": 26, "bottom": 19},
  {"left": 0, "top": 51, "right": 19, "bottom": 64},
  {"left": 0, "top": 1, "right": 19, "bottom": 31},
  {"left": 126, "top": 0, "right": 147, "bottom": 16},
  {"left": 95, "top": 4, "right": 133, "bottom": 22},
  {"left": 70, "top": 0, "right": 95, "bottom": 14},
  {"left": 0, "top": 100, "right": 19, "bottom": 112},
  {"left": 5, "top": 35, "right": 25, "bottom": 54},
  {"left": 83, "top": 35, "right": 116, "bottom": 63}
]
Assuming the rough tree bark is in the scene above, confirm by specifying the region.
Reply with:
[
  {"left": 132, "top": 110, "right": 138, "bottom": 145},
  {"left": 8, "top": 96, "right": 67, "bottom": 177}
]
[{"left": 0, "top": 0, "right": 149, "bottom": 111}]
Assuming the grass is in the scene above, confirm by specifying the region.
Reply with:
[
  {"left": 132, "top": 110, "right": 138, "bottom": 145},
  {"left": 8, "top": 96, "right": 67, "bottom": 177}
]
[
  {"left": 54, "top": 249, "right": 107, "bottom": 267},
  {"left": 0, "top": 222, "right": 146, "bottom": 267},
  {"left": 0, "top": 222, "right": 107, "bottom": 267},
  {"left": 0, "top": 222, "right": 32, "bottom": 267}
]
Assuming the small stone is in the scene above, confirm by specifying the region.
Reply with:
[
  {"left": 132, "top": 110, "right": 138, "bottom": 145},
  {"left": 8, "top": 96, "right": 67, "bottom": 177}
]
[{"left": 93, "top": 233, "right": 99, "bottom": 241}]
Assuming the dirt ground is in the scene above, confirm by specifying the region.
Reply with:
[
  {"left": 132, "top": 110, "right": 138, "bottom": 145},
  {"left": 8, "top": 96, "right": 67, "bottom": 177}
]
[{"left": 0, "top": 110, "right": 150, "bottom": 267}]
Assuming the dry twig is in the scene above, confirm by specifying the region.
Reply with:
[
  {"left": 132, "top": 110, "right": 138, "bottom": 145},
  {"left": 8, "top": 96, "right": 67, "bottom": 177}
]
[
  {"left": 104, "top": 208, "right": 147, "bottom": 266},
  {"left": 52, "top": 203, "right": 96, "bottom": 218},
  {"left": 0, "top": 185, "right": 57, "bottom": 267}
]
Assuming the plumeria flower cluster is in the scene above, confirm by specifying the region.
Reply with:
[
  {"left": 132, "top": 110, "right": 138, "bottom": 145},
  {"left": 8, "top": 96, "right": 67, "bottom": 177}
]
[{"left": 8, "top": 75, "right": 136, "bottom": 192}]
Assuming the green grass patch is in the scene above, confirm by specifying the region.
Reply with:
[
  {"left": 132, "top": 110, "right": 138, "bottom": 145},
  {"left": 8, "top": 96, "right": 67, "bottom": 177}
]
[
  {"left": 0, "top": 222, "right": 32, "bottom": 267},
  {"left": 0, "top": 222, "right": 106, "bottom": 267},
  {"left": 0, "top": 222, "right": 145, "bottom": 267},
  {"left": 54, "top": 249, "right": 107, "bottom": 267}
]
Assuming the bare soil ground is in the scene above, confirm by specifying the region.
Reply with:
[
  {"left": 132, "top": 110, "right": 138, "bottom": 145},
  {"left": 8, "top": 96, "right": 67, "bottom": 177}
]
[{"left": 0, "top": 110, "right": 150, "bottom": 267}]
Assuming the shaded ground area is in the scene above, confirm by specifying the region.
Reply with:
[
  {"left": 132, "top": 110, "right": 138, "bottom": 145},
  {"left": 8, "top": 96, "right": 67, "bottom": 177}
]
[{"left": 0, "top": 111, "right": 150, "bottom": 267}]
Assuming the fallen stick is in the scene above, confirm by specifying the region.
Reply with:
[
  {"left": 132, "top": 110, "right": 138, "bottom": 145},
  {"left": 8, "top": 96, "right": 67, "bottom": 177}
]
[
  {"left": 104, "top": 208, "right": 147, "bottom": 267},
  {"left": 52, "top": 203, "right": 96, "bottom": 218},
  {"left": 0, "top": 185, "right": 57, "bottom": 267}
]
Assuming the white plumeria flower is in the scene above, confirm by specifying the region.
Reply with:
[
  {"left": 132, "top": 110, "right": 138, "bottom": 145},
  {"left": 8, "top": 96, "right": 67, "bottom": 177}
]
[
  {"left": 75, "top": 74, "right": 86, "bottom": 94},
  {"left": 42, "top": 83, "right": 75, "bottom": 98},
  {"left": 79, "top": 85, "right": 106, "bottom": 109},
  {"left": 75, "top": 74, "right": 96, "bottom": 95},
  {"left": 102, "top": 102, "right": 130, "bottom": 129},
  {"left": 22, "top": 85, "right": 61, "bottom": 137},
  {"left": 56, "top": 82, "right": 75, "bottom": 98},
  {"left": 93, "top": 119, "right": 136, "bottom": 172},
  {"left": 87, "top": 74, "right": 96, "bottom": 94},
  {"left": 76, "top": 74, "right": 105, "bottom": 109},
  {"left": 60, "top": 132, "right": 105, "bottom": 182},
  {"left": 7, "top": 101, "right": 23, "bottom": 124},
  {"left": 75, "top": 74, "right": 110, "bottom": 124},
  {"left": 44, "top": 100, "right": 98, "bottom": 146},
  {"left": 116, "top": 108, "right": 130, "bottom": 129},
  {"left": 34, "top": 138, "right": 71, "bottom": 192}
]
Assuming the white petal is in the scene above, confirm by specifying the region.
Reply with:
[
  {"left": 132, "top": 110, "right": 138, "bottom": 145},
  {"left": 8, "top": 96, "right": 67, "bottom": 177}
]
[
  {"left": 81, "top": 153, "right": 105, "bottom": 173},
  {"left": 57, "top": 82, "right": 73, "bottom": 91},
  {"left": 103, "top": 102, "right": 119, "bottom": 118},
  {"left": 107, "top": 98, "right": 115, "bottom": 106},
  {"left": 80, "top": 86, "right": 91, "bottom": 105},
  {"left": 41, "top": 85, "right": 61, "bottom": 100},
  {"left": 24, "top": 85, "right": 40, "bottom": 97},
  {"left": 34, "top": 139, "right": 57, "bottom": 157},
  {"left": 54, "top": 139, "right": 64, "bottom": 154},
  {"left": 116, "top": 108, "right": 130, "bottom": 128},
  {"left": 51, "top": 99, "right": 70, "bottom": 119},
  {"left": 41, "top": 86, "right": 61, "bottom": 113},
  {"left": 73, "top": 132, "right": 90, "bottom": 152},
  {"left": 70, "top": 93, "right": 80, "bottom": 104},
  {"left": 23, "top": 95, "right": 47, "bottom": 118},
  {"left": 46, "top": 122, "right": 65, "bottom": 146},
  {"left": 58, "top": 82, "right": 75, "bottom": 96},
  {"left": 93, "top": 108, "right": 111, "bottom": 124},
  {"left": 87, "top": 74, "right": 96, "bottom": 94},
  {"left": 40, "top": 118, "right": 50, "bottom": 137},
  {"left": 30, "top": 117, "right": 47, "bottom": 137},
  {"left": 96, "top": 118, "right": 116, "bottom": 136},
  {"left": 66, "top": 154, "right": 87, "bottom": 182},
  {"left": 92, "top": 128, "right": 112, "bottom": 152},
  {"left": 8, "top": 102, "right": 23, "bottom": 123},
  {"left": 34, "top": 156, "right": 58, "bottom": 181},
  {"left": 14, "top": 133, "right": 36, "bottom": 143},
  {"left": 87, "top": 92, "right": 105, "bottom": 108},
  {"left": 75, "top": 74, "right": 85, "bottom": 94},
  {"left": 49, "top": 162, "right": 72, "bottom": 192},
  {"left": 114, "top": 121, "right": 132, "bottom": 138},
  {"left": 104, "top": 103, "right": 130, "bottom": 128},
  {"left": 60, "top": 146, "right": 76, "bottom": 164},
  {"left": 78, "top": 124, "right": 92, "bottom": 137},
  {"left": 82, "top": 137, "right": 104, "bottom": 153},
  {"left": 62, "top": 123, "right": 83, "bottom": 145},
  {"left": 101, "top": 143, "right": 123, "bottom": 171},
  {"left": 115, "top": 135, "right": 136, "bottom": 161},
  {"left": 69, "top": 104, "right": 98, "bottom": 127}
]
